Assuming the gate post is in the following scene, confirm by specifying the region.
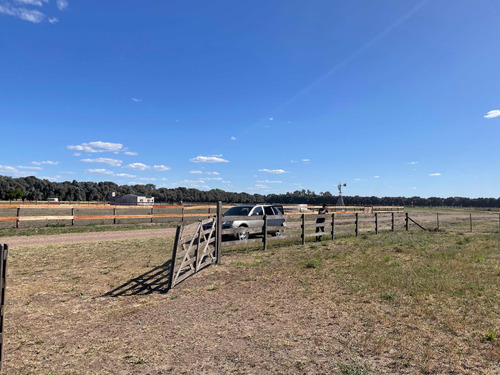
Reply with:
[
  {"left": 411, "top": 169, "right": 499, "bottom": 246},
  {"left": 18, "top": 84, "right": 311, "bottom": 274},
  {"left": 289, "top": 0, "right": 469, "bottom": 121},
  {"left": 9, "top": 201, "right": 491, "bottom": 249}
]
[
  {"left": 355, "top": 213, "right": 359, "bottom": 237},
  {"left": 331, "top": 213, "right": 335, "bottom": 241},
  {"left": 405, "top": 213, "right": 409, "bottom": 231},
  {"left": 168, "top": 225, "right": 182, "bottom": 289},
  {"left": 301, "top": 214, "right": 306, "bottom": 245},
  {"left": 216, "top": 201, "right": 222, "bottom": 264},
  {"left": 391, "top": 212, "right": 394, "bottom": 232},
  {"left": 0, "top": 244, "right": 9, "bottom": 371},
  {"left": 375, "top": 213, "right": 378, "bottom": 234},
  {"left": 263, "top": 214, "right": 268, "bottom": 251}
]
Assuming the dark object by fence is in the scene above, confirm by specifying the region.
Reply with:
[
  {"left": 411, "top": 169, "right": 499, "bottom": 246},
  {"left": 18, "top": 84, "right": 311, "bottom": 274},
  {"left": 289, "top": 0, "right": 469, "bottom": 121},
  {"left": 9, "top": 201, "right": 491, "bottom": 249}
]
[
  {"left": 375, "top": 213, "right": 378, "bottom": 235},
  {"left": 355, "top": 213, "right": 359, "bottom": 236},
  {"left": 0, "top": 244, "right": 8, "bottom": 371}
]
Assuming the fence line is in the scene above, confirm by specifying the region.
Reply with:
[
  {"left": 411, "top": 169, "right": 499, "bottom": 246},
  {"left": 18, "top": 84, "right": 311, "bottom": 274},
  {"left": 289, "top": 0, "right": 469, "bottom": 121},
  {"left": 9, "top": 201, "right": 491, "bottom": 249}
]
[{"left": 0, "top": 204, "right": 403, "bottom": 229}]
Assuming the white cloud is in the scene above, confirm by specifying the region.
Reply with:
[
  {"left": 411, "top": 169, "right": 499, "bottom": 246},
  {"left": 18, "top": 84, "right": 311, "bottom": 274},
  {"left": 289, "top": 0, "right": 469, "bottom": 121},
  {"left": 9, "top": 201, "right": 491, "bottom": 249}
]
[
  {"left": 126, "top": 163, "right": 149, "bottom": 171},
  {"left": 40, "top": 176, "right": 59, "bottom": 182},
  {"left": 68, "top": 141, "right": 124, "bottom": 153},
  {"left": 484, "top": 110, "right": 500, "bottom": 119},
  {"left": 269, "top": 117, "right": 274, "bottom": 121},
  {"left": 412, "top": 187, "right": 417, "bottom": 190},
  {"left": 137, "top": 178, "right": 156, "bottom": 182},
  {"left": 354, "top": 178, "right": 361, "bottom": 181},
  {"left": 0, "top": 165, "right": 18, "bottom": 173},
  {"left": 131, "top": 98, "right": 142, "bottom": 103},
  {"left": 256, "top": 180, "right": 282, "bottom": 184},
  {"left": 290, "top": 160, "right": 297, "bottom": 163},
  {"left": 254, "top": 184, "right": 268, "bottom": 189},
  {"left": 124, "top": 151, "right": 138, "bottom": 156},
  {"left": 0, "top": 0, "right": 64, "bottom": 23},
  {"left": 258, "top": 169, "right": 286, "bottom": 174},
  {"left": 230, "top": 136, "right": 236, "bottom": 141},
  {"left": 206, "top": 171, "right": 219, "bottom": 175},
  {"left": 152, "top": 165, "right": 170, "bottom": 171},
  {"left": 374, "top": 176, "right": 380, "bottom": 178},
  {"left": 0, "top": 4, "right": 45, "bottom": 22},
  {"left": 222, "top": 180, "right": 231, "bottom": 184},
  {"left": 189, "top": 170, "right": 203, "bottom": 174},
  {"left": 206, "top": 177, "right": 223, "bottom": 181},
  {"left": 181, "top": 179, "right": 205, "bottom": 184},
  {"left": 190, "top": 155, "right": 228, "bottom": 163},
  {"left": 86, "top": 169, "right": 114, "bottom": 175},
  {"left": 15, "top": 0, "right": 47, "bottom": 6},
  {"left": 32, "top": 160, "right": 59, "bottom": 165},
  {"left": 56, "top": 0, "right": 67, "bottom": 10},
  {"left": 408, "top": 161, "right": 418, "bottom": 165},
  {"left": 115, "top": 173, "right": 136, "bottom": 178},
  {"left": 301, "top": 159, "right": 310, "bottom": 162},
  {"left": 18, "top": 166, "right": 42, "bottom": 170},
  {"left": 81, "top": 158, "right": 122, "bottom": 167},
  {"left": 429, "top": 173, "right": 442, "bottom": 176}
]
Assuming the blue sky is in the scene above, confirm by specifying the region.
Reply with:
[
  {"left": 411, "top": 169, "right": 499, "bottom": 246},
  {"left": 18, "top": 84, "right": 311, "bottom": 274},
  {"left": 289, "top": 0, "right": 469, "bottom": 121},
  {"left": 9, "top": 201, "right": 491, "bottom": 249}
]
[{"left": 0, "top": 0, "right": 499, "bottom": 198}]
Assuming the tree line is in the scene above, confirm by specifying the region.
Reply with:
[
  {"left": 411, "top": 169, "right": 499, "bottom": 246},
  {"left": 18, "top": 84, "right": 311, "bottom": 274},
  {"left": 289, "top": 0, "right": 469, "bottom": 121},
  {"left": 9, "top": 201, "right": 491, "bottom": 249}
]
[{"left": 0, "top": 175, "right": 498, "bottom": 208}]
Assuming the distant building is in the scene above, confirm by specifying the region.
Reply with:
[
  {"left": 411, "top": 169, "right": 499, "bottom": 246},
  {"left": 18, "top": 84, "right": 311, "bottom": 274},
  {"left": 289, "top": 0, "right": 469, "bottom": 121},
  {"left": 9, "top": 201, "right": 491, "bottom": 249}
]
[
  {"left": 47, "top": 197, "right": 59, "bottom": 202},
  {"left": 108, "top": 192, "right": 154, "bottom": 206}
]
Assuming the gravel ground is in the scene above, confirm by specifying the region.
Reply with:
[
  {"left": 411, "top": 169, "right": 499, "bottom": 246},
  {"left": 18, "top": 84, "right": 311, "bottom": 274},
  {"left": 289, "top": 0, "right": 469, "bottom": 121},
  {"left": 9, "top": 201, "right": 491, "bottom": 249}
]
[{"left": 0, "top": 228, "right": 177, "bottom": 247}]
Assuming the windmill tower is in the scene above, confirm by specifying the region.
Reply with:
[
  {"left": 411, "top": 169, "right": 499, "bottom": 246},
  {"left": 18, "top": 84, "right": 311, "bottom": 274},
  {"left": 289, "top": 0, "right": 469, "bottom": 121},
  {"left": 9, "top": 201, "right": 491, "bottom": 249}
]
[{"left": 337, "top": 182, "right": 346, "bottom": 206}]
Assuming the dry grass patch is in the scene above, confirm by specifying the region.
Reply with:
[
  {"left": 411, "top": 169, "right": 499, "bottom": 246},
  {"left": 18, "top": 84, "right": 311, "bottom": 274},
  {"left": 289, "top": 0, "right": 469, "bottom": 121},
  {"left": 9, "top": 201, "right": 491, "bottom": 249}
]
[{"left": 4, "top": 230, "right": 500, "bottom": 374}]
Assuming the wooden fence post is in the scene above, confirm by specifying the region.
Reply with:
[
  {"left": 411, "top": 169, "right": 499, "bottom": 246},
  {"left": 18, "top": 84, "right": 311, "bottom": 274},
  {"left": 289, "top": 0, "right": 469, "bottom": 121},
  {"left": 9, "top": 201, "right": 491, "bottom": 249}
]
[
  {"left": 195, "top": 220, "right": 201, "bottom": 271},
  {"left": 391, "top": 212, "right": 394, "bottom": 232},
  {"left": 355, "top": 213, "right": 359, "bottom": 237},
  {"left": 71, "top": 208, "right": 75, "bottom": 226},
  {"left": 469, "top": 214, "right": 472, "bottom": 232},
  {"left": 436, "top": 213, "right": 439, "bottom": 231},
  {"left": 0, "top": 244, "right": 9, "bottom": 371},
  {"left": 168, "top": 225, "right": 182, "bottom": 289},
  {"left": 375, "top": 213, "right": 378, "bottom": 234},
  {"left": 405, "top": 213, "right": 409, "bottom": 231},
  {"left": 15, "top": 207, "right": 20, "bottom": 229},
  {"left": 331, "top": 213, "right": 335, "bottom": 241},
  {"left": 181, "top": 207, "right": 185, "bottom": 223},
  {"left": 113, "top": 207, "right": 117, "bottom": 224},
  {"left": 216, "top": 201, "right": 222, "bottom": 264},
  {"left": 263, "top": 214, "right": 268, "bottom": 251},
  {"left": 151, "top": 207, "right": 154, "bottom": 223},
  {"left": 301, "top": 214, "right": 305, "bottom": 245}
]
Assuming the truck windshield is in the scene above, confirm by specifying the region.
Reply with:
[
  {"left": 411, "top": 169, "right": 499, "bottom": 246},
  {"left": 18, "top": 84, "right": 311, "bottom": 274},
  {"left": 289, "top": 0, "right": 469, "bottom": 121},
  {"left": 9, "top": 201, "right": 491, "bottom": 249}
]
[{"left": 224, "top": 206, "right": 252, "bottom": 216}]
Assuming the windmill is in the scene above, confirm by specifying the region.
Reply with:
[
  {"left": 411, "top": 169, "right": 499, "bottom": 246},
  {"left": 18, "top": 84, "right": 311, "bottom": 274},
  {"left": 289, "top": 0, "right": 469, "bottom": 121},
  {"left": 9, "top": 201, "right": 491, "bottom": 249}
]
[{"left": 337, "top": 182, "right": 346, "bottom": 207}]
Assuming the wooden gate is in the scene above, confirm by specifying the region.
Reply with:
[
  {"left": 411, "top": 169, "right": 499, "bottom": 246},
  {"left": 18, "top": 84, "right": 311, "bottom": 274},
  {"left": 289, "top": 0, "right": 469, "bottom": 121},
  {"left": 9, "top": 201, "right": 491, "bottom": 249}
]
[{"left": 168, "top": 217, "right": 219, "bottom": 288}]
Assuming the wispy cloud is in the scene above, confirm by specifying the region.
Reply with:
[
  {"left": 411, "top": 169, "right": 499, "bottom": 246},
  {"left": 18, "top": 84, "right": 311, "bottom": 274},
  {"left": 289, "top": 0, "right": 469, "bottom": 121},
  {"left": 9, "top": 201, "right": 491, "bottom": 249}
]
[
  {"left": 258, "top": 169, "right": 286, "bottom": 174},
  {"left": 124, "top": 163, "right": 170, "bottom": 171},
  {"left": 190, "top": 155, "right": 228, "bottom": 163},
  {"left": 408, "top": 161, "right": 418, "bottom": 165},
  {"left": 31, "top": 160, "right": 59, "bottom": 166},
  {"left": 125, "top": 163, "right": 149, "bottom": 171},
  {"left": 18, "top": 166, "right": 42, "bottom": 170},
  {"left": 152, "top": 165, "right": 170, "bottom": 171},
  {"left": 85, "top": 169, "right": 114, "bottom": 175},
  {"left": 374, "top": 176, "right": 380, "bottom": 178},
  {"left": 115, "top": 173, "right": 135, "bottom": 178},
  {"left": 56, "top": 0, "right": 67, "bottom": 11},
  {"left": 429, "top": 173, "right": 442, "bottom": 176},
  {"left": 124, "top": 151, "right": 138, "bottom": 156},
  {"left": 81, "top": 158, "right": 122, "bottom": 167},
  {"left": 131, "top": 98, "right": 142, "bottom": 103},
  {"left": 301, "top": 158, "right": 310, "bottom": 162},
  {"left": 0, "top": 0, "right": 66, "bottom": 23},
  {"left": 189, "top": 170, "right": 202, "bottom": 174},
  {"left": 484, "top": 110, "right": 500, "bottom": 119},
  {"left": 256, "top": 180, "right": 282, "bottom": 184},
  {"left": 230, "top": 136, "right": 236, "bottom": 141},
  {"left": 68, "top": 141, "right": 125, "bottom": 153}
]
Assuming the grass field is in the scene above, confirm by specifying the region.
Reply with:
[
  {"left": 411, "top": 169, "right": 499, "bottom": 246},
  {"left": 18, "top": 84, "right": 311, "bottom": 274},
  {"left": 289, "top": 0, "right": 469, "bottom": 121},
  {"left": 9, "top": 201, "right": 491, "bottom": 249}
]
[{"left": 4, "top": 226, "right": 500, "bottom": 374}]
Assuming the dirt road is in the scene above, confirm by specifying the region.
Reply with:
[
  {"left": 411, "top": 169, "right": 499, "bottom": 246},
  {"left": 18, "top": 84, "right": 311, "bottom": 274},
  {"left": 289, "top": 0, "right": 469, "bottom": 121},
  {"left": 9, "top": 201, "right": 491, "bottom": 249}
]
[{"left": 0, "top": 228, "right": 177, "bottom": 247}]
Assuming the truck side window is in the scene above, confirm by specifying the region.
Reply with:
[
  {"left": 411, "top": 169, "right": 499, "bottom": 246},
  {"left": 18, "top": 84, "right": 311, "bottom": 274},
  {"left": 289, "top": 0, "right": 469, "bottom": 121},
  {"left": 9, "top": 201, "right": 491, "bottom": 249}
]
[{"left": 264, "top": 206, "right": 274, "bottom": 215}]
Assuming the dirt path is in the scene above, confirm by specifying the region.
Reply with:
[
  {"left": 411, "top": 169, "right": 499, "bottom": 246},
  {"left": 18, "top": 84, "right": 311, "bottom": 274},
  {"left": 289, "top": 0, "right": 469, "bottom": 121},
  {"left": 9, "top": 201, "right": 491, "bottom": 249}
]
[{"left": 0, "top": 228, "right": 177, "bottom": 248}]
